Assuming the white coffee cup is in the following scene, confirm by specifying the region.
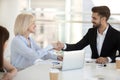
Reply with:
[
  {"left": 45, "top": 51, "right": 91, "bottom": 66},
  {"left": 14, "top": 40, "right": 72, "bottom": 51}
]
[
  {"left": 49, "top": 69, "right": 59, "bottom": 80},
  {"left": 116, "top": 57, "right": 120, "bottom": 69}
]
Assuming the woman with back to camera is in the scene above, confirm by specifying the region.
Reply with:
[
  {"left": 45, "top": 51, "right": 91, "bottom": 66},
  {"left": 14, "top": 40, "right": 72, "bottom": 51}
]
[
  {"left": 0, "top": 26, "right": 17, "bottom": 80},
  {"left": 10, "top": 13, "right": 63, "bottom": 70}
]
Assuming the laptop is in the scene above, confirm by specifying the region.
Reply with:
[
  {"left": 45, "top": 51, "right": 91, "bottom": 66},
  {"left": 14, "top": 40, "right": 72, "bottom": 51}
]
[{"left": 52, "top": 50, "right": 85, "bottom": 71}]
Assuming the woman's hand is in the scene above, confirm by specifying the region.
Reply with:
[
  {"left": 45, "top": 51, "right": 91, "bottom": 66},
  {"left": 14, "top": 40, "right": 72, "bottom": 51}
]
[{"left": 57, "top": 55, "right": 63, "bottom": 61}]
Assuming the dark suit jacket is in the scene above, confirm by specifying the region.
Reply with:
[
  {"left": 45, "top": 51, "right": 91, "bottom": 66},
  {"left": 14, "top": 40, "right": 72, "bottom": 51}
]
[{"left": 64, "top": 24, "right": 120, "bottom": 62}]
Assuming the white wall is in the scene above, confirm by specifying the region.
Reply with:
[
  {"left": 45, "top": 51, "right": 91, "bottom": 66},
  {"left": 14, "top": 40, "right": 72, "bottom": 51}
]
[{"left": 0, "top": 0, "right": 25, "bottom": 59}]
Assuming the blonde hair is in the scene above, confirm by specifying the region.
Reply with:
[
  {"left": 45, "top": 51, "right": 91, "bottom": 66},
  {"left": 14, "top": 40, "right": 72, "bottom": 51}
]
[{"left": 14, "top": 13, "right": 35, "bottom": 36}]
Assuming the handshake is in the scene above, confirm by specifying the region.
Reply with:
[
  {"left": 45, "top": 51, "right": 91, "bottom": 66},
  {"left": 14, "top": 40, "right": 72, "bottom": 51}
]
[
  {"left": 51, "top": 41, "right": 64, "bottom": 61},
  {"left": 52, "top": 41, "right": 64, "bottom": 51}
]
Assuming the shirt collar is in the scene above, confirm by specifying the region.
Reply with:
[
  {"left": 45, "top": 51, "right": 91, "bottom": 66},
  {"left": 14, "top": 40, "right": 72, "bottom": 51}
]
[
  {"left": 97, "top": 25, "right": 109, "bottom": 35},
  {"left": 18, "top": 35, "right": 31, "bottom": 44}
]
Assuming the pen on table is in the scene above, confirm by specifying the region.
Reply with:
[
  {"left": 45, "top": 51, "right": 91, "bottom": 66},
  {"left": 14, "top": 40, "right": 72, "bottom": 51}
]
[
  {"left": 103, "top": 64, "right": 107, "bottom": 67},
  {"left": 101, "top": 63, "right": 107, "bottom": 67}
]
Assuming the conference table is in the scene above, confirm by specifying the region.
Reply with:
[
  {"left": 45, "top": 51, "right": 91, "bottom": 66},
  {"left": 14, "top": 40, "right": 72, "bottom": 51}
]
[{"left": 13, "top": 59, "right": 120, "bottom": 80}]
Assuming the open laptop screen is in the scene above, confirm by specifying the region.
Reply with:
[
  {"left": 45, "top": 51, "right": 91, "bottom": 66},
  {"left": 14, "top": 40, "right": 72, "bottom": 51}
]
[{"left": 61, "top": 50, "right": 85, "bottom": 71}]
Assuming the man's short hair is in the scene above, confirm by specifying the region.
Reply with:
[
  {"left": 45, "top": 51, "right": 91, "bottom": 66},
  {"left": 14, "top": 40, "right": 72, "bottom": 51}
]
[{"left": 92, "top": 6, "right": 110, "bottom": 21}]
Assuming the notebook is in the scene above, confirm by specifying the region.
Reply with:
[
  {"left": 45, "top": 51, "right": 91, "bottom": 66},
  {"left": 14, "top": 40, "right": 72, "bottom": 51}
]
[{"left": 53, "top": 50, "right": 85, "bottom": 71}]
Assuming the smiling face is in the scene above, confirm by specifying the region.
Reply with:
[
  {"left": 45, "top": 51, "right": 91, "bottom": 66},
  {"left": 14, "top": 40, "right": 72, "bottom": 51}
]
[
  {"left": 91, "top": 12, "right": 103, "bottom": 28},
  {"left": 27, "top": 20, "right": 36, "bottom": 33},
  {"left": 14, "top": 13, "right": 37, "bottom": 36},
  {"left": 91, "top": 6, "right": 110, "bottom": 28}
]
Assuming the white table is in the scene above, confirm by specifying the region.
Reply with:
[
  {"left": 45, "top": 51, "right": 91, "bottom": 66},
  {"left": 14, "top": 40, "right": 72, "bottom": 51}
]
[{"left": 13, "top": 60, "right": 120, "bottom": 80}]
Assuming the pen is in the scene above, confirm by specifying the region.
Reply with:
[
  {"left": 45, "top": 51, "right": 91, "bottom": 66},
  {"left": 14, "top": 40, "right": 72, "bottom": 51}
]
[
  {"left": 97, "top": 63, "right": 107, "bottom": 67},
  {"left": 101, "top": 64, "right": 107, "bottom": 67},
  {"left": 103, "top": 64, "right": 107, "bottom": 67},
  {"left": 52, "top": 62, "right": 60, "bottom": 65}
]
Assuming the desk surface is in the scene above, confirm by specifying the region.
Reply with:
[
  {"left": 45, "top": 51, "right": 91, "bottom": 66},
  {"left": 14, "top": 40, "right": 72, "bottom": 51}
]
[{"left": 13, "top": 60, "right": 120, "bottom": 80}]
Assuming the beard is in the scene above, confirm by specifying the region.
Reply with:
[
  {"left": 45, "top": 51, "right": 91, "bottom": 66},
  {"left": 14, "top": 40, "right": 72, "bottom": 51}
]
[{"left": 92, "top": 22, "right": 101, "bottom": 29}]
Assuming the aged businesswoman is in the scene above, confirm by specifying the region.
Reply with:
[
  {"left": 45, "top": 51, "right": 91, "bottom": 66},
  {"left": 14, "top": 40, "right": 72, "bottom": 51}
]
[
  {"left": 0, "top": 26, "right": 17, "bottom": 80},
  {"left": 10, "top": 13, "right": 62, "bottom": 70},
  {"left": 55, "top": 6, "right": 120, "bottom": 64}
]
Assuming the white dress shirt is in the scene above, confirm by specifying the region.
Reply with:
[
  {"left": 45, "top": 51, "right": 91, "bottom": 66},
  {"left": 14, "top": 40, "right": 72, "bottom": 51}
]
[
  {"left": 97, "top": 26, "right": 108, "bottom": 56},
  {"left": 10, "top": 35, "right": 57, "bottom": 70},
  {"left": 97, "top": 26, "right": 111, "bottom": 62}
]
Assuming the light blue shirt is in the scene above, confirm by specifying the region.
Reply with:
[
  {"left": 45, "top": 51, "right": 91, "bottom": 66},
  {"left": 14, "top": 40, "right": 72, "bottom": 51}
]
[{"left": 10, "top": 35, "right": 57, "bottom": 70}]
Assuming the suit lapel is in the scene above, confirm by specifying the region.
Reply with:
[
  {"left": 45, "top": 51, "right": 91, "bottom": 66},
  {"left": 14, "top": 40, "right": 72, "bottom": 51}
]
[
  {"left": 100, "top": 25, "right": 111, "bottom": 56},
  {"left": 93, "top": 28, "right": 99, "bottom": 57}
]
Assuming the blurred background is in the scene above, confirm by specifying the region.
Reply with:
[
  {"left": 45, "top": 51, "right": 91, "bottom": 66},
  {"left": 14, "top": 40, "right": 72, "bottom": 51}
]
[{"left": 0, "top": 0, "right": 120, "bottom": 60}]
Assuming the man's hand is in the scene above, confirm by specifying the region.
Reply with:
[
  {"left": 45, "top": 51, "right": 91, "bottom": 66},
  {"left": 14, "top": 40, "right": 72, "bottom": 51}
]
[
  {"left": 52, "top": 41, "right": 64, "bottom": 51},
  {"left": 96, "top": 57, "right": 108, "bottom": 64}
]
